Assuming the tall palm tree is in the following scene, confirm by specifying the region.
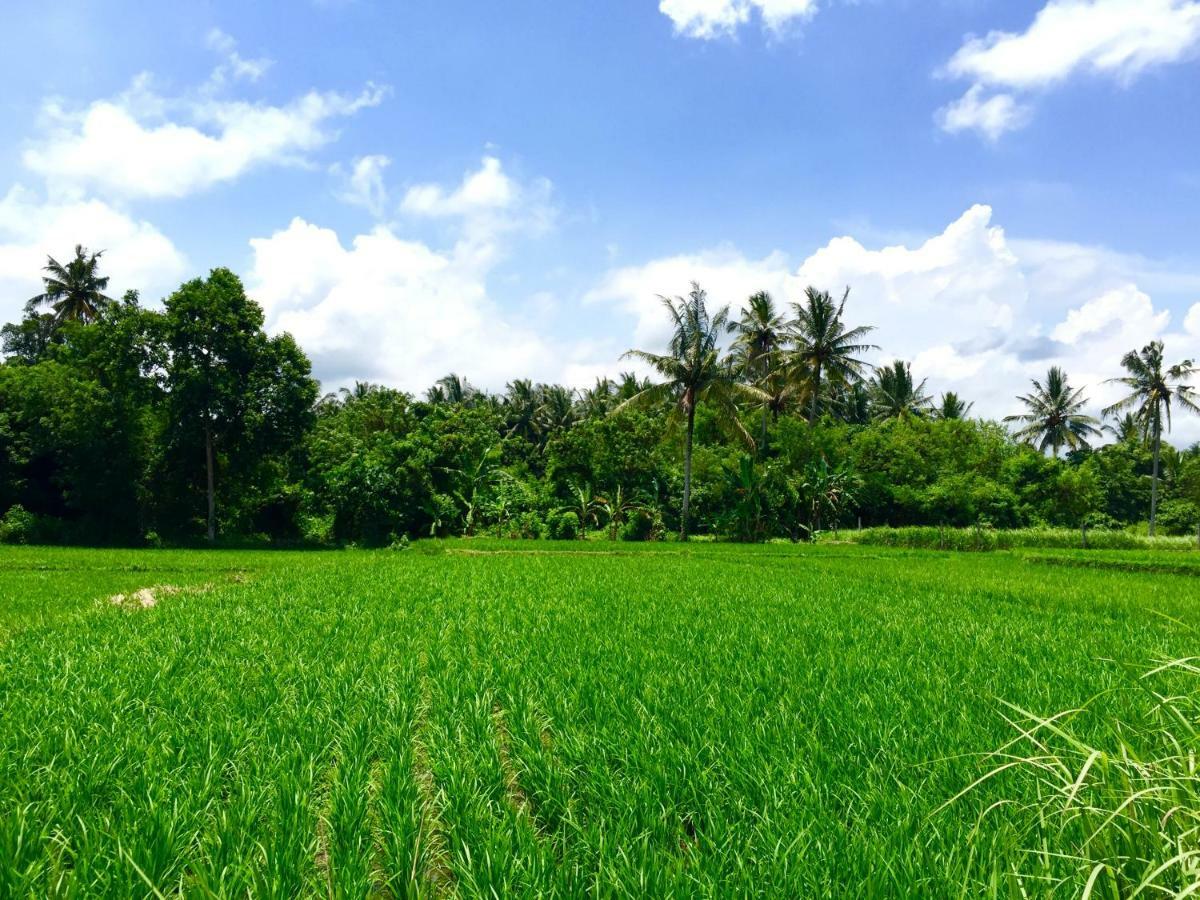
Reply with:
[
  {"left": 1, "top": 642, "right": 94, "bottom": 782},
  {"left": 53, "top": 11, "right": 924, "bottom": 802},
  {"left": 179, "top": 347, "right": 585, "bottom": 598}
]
[
  {"left": 616, "top": 371, "right": 651, "bottom": 401},
  {"left": 503, "top": 378, "right": 540, "bottom": 440},
  {"left": 426, "top": 372, "right": 477, "bottom": 406},
  {"left": 1005, "top": 366, "right": 1101, "bottom": 458},
  {"left": 934, "top": 391, "right": 974, "bottom": 421},
  {"left": 577, "top": 377, "right": 616, "bottom": 419},
  {"left": 869, "top": 360, "right": 933, "bottom": 420},
  {"left": 1104, "top": 342, "right": 1199, "bottom": 535},
  {"left": 25, "top": 245, "right": 113, "bottom": 325},
  {"left": 535, "top": 384, "right": 578, "bottom": 444},
  {"left": 618, "top": 282, "right": 750, "bottom": 540},
  {"left": 786, "top": 287, "right": 877, "bottom": 425},
  {"left": 728, "top": 291, "right": 787, "bottom": 450}
]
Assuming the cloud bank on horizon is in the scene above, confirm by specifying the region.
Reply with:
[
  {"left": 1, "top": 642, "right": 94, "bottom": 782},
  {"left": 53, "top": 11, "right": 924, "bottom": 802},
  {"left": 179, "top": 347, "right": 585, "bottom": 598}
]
[{"left": 2, "top": 0, "right": 1199, "bottom": 442}]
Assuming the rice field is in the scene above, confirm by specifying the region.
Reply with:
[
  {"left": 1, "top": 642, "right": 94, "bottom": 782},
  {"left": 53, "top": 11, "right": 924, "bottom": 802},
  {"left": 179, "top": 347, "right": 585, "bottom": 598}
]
[{"left": 1, "top": 541, "right": 1198, "bottom": 897}]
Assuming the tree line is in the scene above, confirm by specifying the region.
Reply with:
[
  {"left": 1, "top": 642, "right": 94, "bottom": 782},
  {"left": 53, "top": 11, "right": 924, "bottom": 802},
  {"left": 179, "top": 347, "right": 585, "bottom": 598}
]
[{"left": 1, "top": 247, "right": 1197, "bottom": 546}]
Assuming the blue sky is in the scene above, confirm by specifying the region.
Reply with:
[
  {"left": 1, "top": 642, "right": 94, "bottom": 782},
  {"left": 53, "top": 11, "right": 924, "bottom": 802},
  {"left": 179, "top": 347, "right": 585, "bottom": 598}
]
[{"left": 2, "top": 0, "right": 1199, "bottom": 438}]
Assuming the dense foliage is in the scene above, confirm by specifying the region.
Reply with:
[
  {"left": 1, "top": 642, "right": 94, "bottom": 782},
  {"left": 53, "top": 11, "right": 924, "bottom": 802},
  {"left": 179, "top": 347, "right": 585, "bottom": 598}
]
[{"left": 2, "top": 250, "right": 1198, "bottom": 545}]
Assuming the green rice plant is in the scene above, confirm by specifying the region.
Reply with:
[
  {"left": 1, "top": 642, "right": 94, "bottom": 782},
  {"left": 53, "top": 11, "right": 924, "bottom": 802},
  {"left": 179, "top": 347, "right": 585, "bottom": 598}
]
[
  {"left": 948, "top": 659, "right": 1200, "bottom": 897},
  {"left": 1, "top": 542, "right": 1198, "bottom": 896},
  {"left": 850, "top": 526, "right": 1196, "bottom": 553}
]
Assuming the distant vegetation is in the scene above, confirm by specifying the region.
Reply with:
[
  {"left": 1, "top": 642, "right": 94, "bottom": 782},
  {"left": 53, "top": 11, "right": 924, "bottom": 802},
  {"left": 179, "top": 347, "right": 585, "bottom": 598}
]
[{"left": 2, "top": 247, "right": 1198, "bottom": 546}]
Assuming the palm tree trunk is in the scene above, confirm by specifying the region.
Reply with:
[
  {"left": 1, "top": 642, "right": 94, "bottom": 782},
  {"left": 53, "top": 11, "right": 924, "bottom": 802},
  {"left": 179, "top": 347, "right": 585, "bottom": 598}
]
[
  {"left": 808, "top": 367, "right": 821, "bottom": 426},
  {"left": 1150, "top": 415, "right": 1161, "bottom": 537},
  {"left": 680, "top": 405, "right": 695, "bottom": 541},
  {"left": 204, "top": 417, "right": 216, "bottom": 544}
]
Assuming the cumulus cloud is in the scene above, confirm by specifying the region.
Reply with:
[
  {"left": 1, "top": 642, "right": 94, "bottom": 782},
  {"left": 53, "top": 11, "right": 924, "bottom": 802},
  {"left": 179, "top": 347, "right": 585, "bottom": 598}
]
[
  {"left": 1186, "top": 303, "right": 1200, "bottom": 337},
  {"left": 0, "top": 186, "right": 187, "bottom": 324},
  {"left": 936, "top": 85, "right": 1032, "bottom": 141},
  {"left": 939, "top": 0, "right": 1200, "bottom": 139},
  {"left": 659, "top": 0, "right": 818, "bottom": 39},
  {"left": 590, "top": 204, "right": 1199, "bottom": 440},
  {"left": 248, "top": 160, "right": 592, "bottom": 392},
  {"left": 400, "top": 156, "right": 556, "bottom": 254},
  {"left": 23, "top": 76, "right": 386, "bottom": 200},
  {"left": 334, "top": 154, "right": 391, "bottom": 216}
]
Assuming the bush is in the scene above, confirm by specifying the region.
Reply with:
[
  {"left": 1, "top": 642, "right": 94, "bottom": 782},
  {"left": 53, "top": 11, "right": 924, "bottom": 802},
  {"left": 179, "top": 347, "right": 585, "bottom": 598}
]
[
  {"left": 543, "top": 511, "right": 580, "bottom": 541},
  {"left": 0, "top": 505, "right": 36, "bottom": 545},
  {"left": 1156, "top": 499, "right": 1200, "bottom": 536},
  {"left": 620, "top": 508, "right": 660, "bottom": 542}
]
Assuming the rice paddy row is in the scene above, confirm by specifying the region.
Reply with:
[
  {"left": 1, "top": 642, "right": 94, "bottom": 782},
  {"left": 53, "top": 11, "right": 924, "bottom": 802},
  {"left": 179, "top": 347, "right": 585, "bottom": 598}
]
[{"left": 1, "top": 542, "right": 1197, "bottom": 897}]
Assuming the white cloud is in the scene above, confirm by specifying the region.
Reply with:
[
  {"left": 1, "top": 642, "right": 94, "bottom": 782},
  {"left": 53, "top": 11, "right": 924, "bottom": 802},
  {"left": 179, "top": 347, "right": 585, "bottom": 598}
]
[
  {"left": 23, "top": 79, "right": 386, "bottom": 200},
  {"left": 1186, "top": 302, "right": 1200, "bottom": 336},
  {"left": 936, "top": 85, "right": 1032, "bottom": 140},
  {"left": 589, "top": 204, "right": 1200, "bottom": 441},
  {"left": 659, "top": 0, "right": 818, "bottom": 39},
  {"left": 248, "top": 161, "right": 592, "bottom": 392},
  {"left": 948, "top": 0, "right": 1200, "bottom": 90},
  {"left": 334, "top": 154, "right": 390, "bottom": 216},
  {"left": 401, "top": 156, "right": 556, "bottom": 252},
  {"left": 205, "top": 29, "right": 272, "bottom": 86},
  {"left": 0, "top": 185, "right": 187, "bottom": 324},
  {"left": 941, "top": 0, "right": 1200, "bottom": 138},
  {"left": 588, "top": 245, "right": 793, "bottom": 347},
  {"left": 402, "top": 156, "right": 518, "bottom": 218},
  {"left": 1050, "top": 284, "right": 1168, "bottom": 345}
]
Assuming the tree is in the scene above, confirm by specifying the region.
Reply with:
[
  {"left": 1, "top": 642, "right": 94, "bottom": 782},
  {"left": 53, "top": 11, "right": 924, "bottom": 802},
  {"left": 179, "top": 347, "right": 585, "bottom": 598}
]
[
  {"left": 786, "top": 287, "right": 876, "bottom": 426},
  {"left": 1005, "top": 366, "right": 1100, "bottom": 459},
  {"left": 728, "top": 291, "right": 786, "bottom": 450},
  {"left": 562, "top": 481, "right": 604, "bottom": 539},
  {"left": 426, "top": 373, "right": 477, "bottom": 406},
  {"left": 1103, "top": 412, "right": 1144, "bottom": 445},
  {"left": 25, "top": 245, "right": 113, "bottom": 325},
  {"left": 618, "top": 283, "right": 751, "bottom": 540},
  {"left": 869, "top": 360, "right": 933, "bottom": 420},
  {"left": 162, "top": 268, "right": 316, "bottom": 542},
  {"left": 934, "top": 392, "right": 973, "bottom": 421},
  {"left": 1104, "top": 342, "right": 1199, "bottom": 536}
]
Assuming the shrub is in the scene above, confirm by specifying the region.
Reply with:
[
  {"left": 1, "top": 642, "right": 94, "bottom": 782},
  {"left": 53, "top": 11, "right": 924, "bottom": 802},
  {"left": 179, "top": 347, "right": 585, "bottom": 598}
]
[
  {"left": 1156, "top": 499, "right": 1200, "bottom": 536},
  {"left": 0, "top": 505, "right": 35, "bottom": 545},
  {"left": 620, "top": 508, "right": 661, "bottom": 542},
  {"left": 544, "top": 511, "right": 580, "bottom": 541}
]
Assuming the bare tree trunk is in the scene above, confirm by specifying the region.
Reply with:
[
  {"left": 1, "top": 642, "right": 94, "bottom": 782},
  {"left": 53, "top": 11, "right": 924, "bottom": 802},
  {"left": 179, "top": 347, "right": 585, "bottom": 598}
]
[
  {"left": 204, "top": 417, "right": 216, "bottom": 544},
  {"left": 680, "top": 404, "right": 695, "bottom": 541},
  {"left": 1149, "top": 416, "right": 1161, "bottom": 537}
]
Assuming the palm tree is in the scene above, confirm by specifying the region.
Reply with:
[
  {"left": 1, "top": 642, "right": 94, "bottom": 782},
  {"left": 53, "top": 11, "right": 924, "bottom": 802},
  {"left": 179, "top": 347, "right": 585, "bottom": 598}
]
[
  {"left": 616, "top": 371, "right": 650, "bottom": 401},
  {"left": 743, "top": 368, "right": 806, "bottom": 432},
  {"left": 1005, "top": 366, "right": 1101, "bottom": 458},
  {"left": 786, "top": 287, "right": 877, "bottom": 425},
  {"left": 503, "top": 378, "right": 539, "bottom": 441},
  {"left": 25, "top": 245, "right": 113, "bottom": 325},
  {"left": 728, "top": 291, "right": 787, "bottom": 450},
  {"left": 562, "top": 482, "right": 605, "bottom": 539},
  {"left": 577, "top": 377, "right": 616, "bottom": 419},
  {"left": 869, "top": 360, "right": 933, "bottom": 420},
  {"left": 429, "top": 372, "right": 478, "bottom": 405},
  {"left": 934, "top": 391, "right": 973, "bottom": 420},
  {"left": 1104, "top": 342, "right": 1199, "bottom": 536},
  {"left": 618, "top": 282, "right": 751, "bottom": 540},
  {"left": 1103, "top": 412, "right": 1144, "bottom": 445},
  {"left": 535, "top": 384, "right": 577, "bottom": 444}
]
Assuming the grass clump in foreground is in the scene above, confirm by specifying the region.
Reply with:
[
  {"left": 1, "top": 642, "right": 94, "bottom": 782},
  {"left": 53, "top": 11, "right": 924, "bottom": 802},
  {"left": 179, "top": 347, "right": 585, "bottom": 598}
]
[
  {"left": 0, "top": 541, "right": 1199, "bottom": 897},
  {"left": 944, "top": 658, "right": 1200, "bottom": 897}
]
